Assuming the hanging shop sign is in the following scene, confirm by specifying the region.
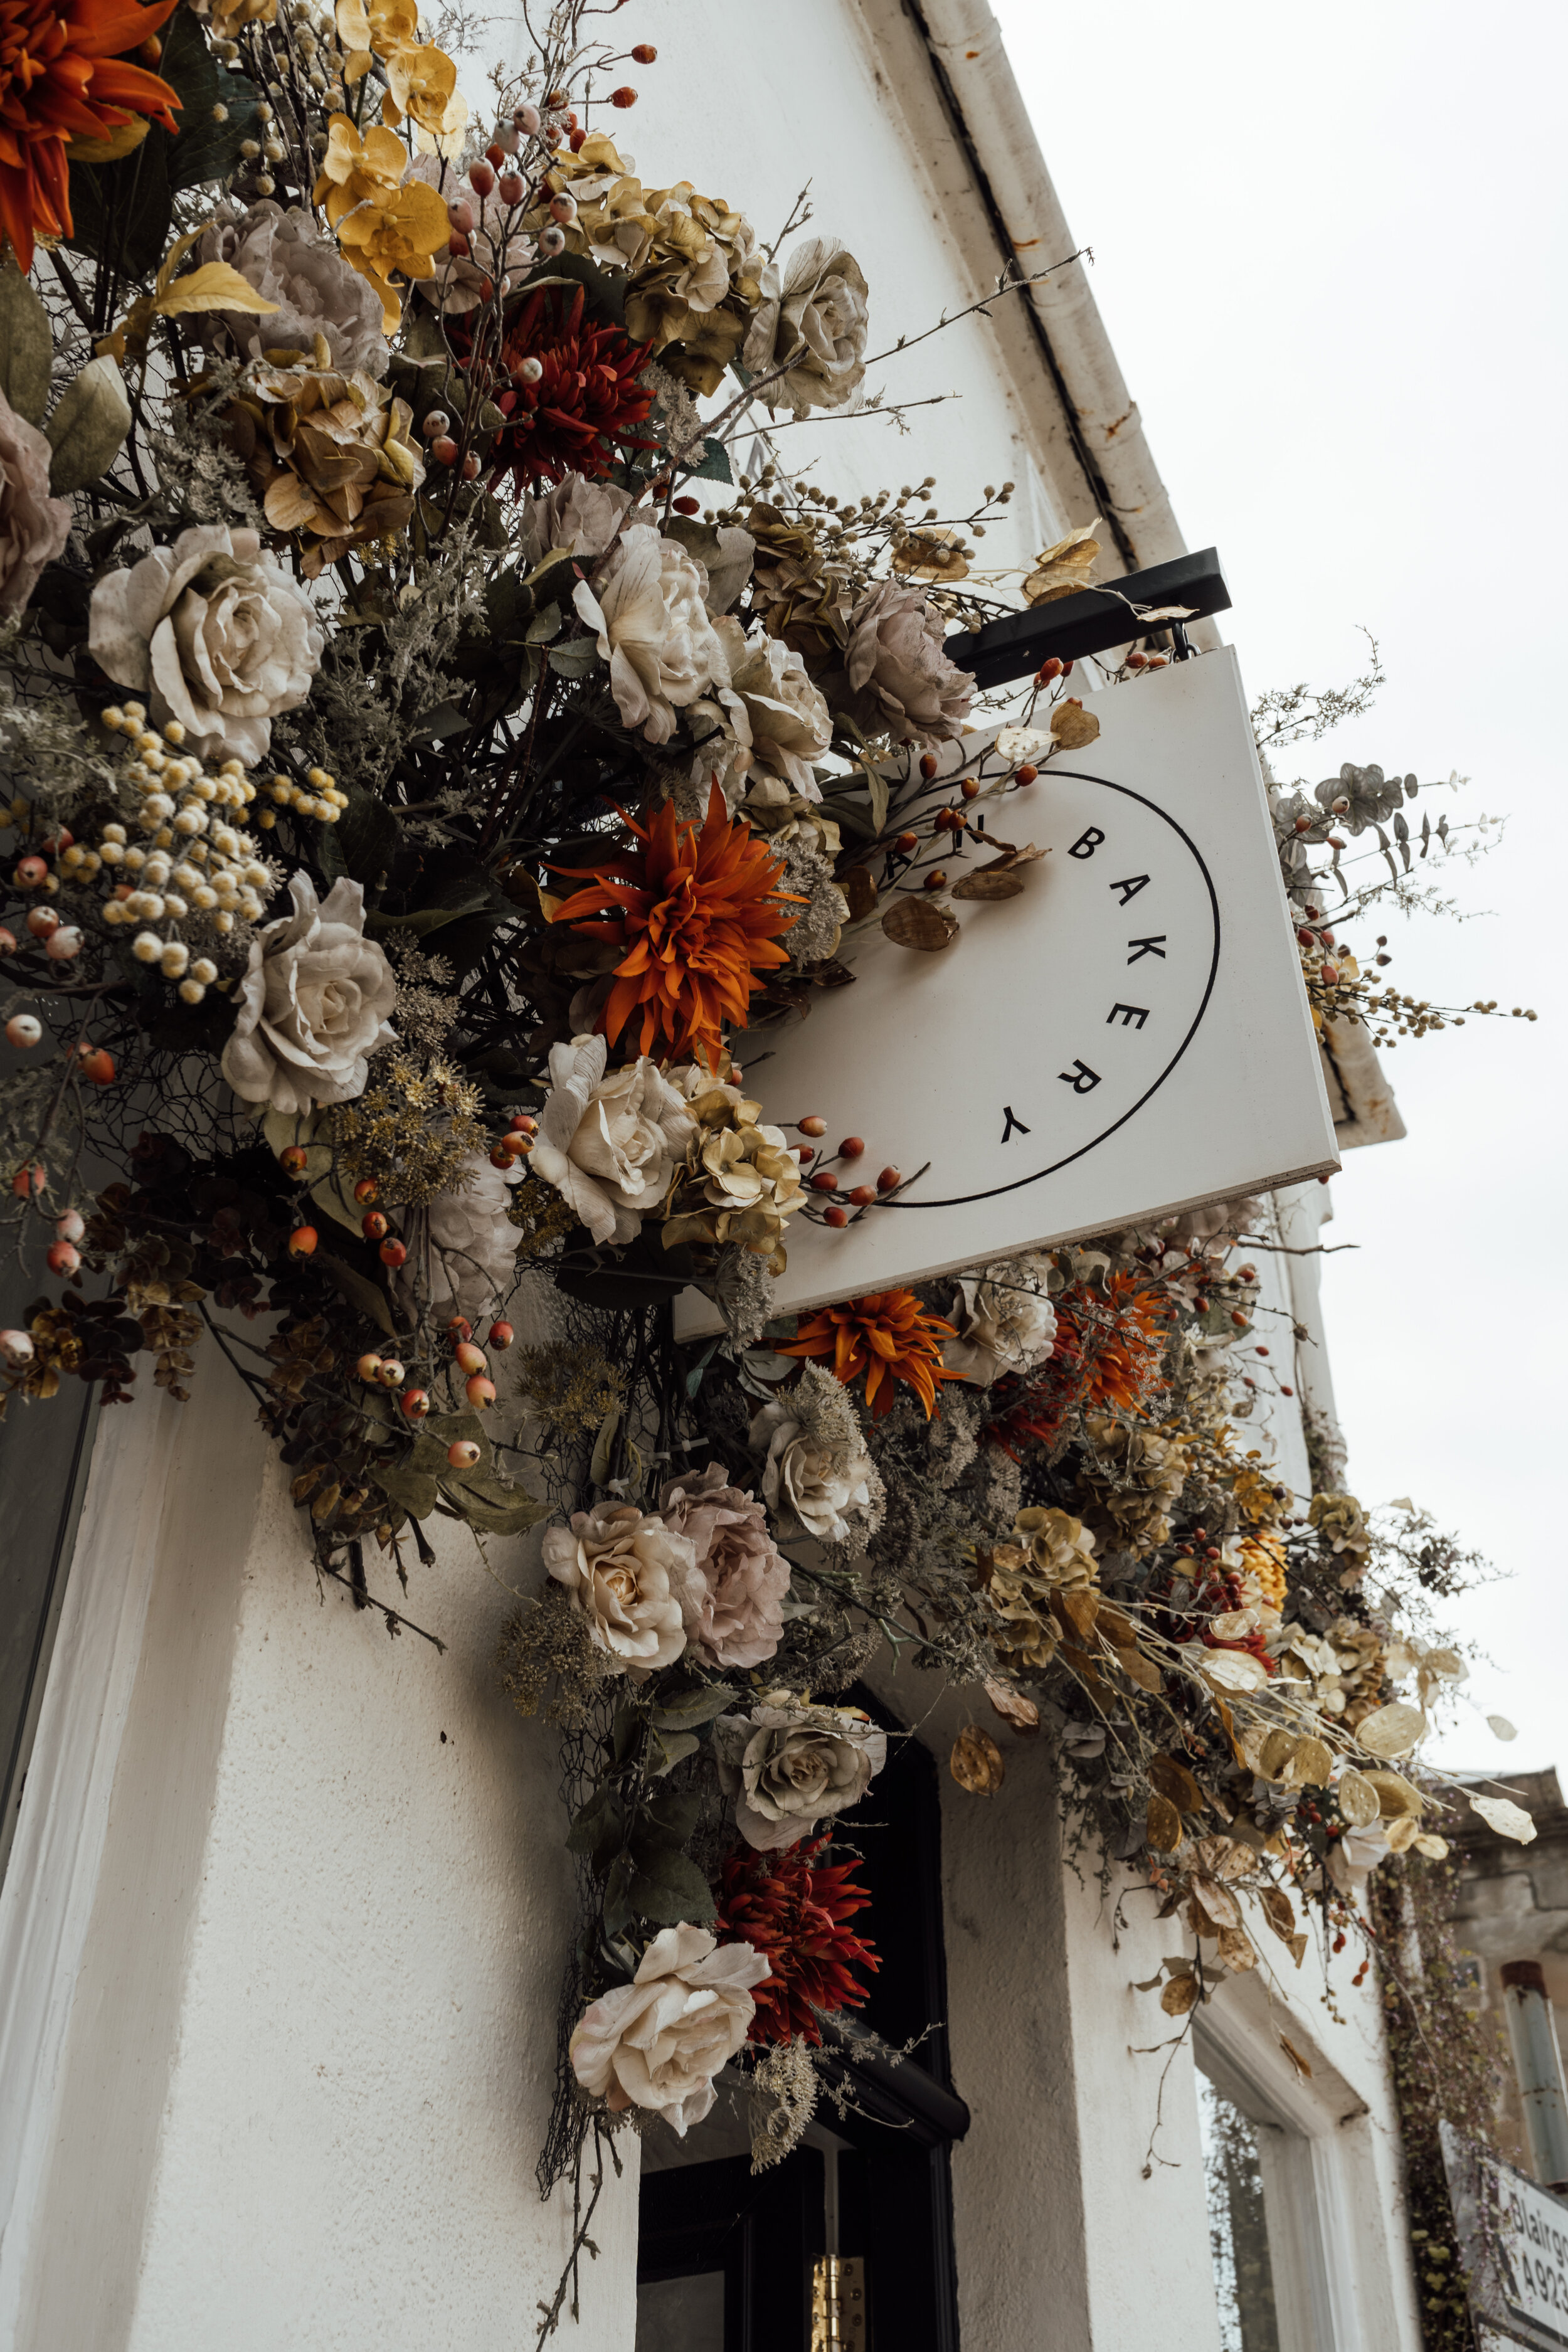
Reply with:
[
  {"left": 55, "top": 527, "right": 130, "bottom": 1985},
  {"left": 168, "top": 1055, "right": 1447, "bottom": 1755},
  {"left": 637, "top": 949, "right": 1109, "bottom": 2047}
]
[
  {"left": 1441, "top": 2122, "right": 1568, "bottom": 2352},
  {"left": 676, "top": 646, "right": 1338, "bottom": 1340}
]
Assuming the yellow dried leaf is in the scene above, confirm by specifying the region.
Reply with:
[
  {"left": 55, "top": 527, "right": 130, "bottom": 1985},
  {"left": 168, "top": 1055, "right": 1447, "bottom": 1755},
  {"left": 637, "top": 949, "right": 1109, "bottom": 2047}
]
[
  {"left": 841, "top": 866, "right": 877, "bottom": 921},
  {"left": 1147, "top": 1793, "right": 1184, "bottom": 1853},
  {"left": 1337, "top": 1767, "right": 1380, "bottom": 1828},
  {"left": 157, "top": 262, "right": 283, "bottom": 319},
  {"left": 983, "top": 1677, "right": 1040, "bottom": 1734},
  {"left": 950, "top": 1724, "right": 1005, "bottom": 1795},
  {"left": 950, "top": 866, "right": 1026, "bottom": 901},
  {"left": 1258, "top": 1727, "right": 1296, "bottom": 1781},
  {"left": 1190, "top": 1875, "right": 1242, "bottom": 1933},
  {"left": 1114, "top": 1644, "right": 1165, "bottom": 1695},
  {"left": 1049, "top": 699, "right": 1101, "bottom": 750},
  {"left": 1056, "top": 1589, "right": 1100, "bottom": 1644},
  {"left": 67, "top": 117, "right": 150, "bottom": 164},
  {"left": 1022, "top": 521, "right": 1101, "bottom": 605},
  {"left": 1148, "top": 1754, "right": 1205, "bottom": 1815},
  {"left": 1215, "top": 1925, "right": 1258, "bottom": 1974},
  {"left": 1160, "top": 1973, "right": 1200, "bottom": 2016},
  {"left": 881, "top": 896, "right": 960, "bottom": 952},
  {"left": 1384, "top": 1814, "right": 1419, "bottom": 1853},
  {"left": 1412, "top": 1833, "right": 1450, "bottom": 1860},
  {"left": 1258, "top": 1885, "right": 1296, "bottom": 1943},
  {"left": 1279, "top": 2033, "right": 1313, "bottom": 2079}
]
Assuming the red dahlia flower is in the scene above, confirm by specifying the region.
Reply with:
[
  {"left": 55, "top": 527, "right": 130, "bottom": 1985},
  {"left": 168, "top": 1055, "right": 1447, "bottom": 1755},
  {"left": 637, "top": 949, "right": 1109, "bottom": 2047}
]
[
  {"left": 716, "top": 1835, "right": 878, "bottom": 2047},
  {"left": 0, "top": 0, "right": 181, "bottom": 273},
  {"left": 487, "top": 282, "right": 655, "bottom": 490},
  {"left": 550, "top": 781, "right": 799, "bottom": 1067}
]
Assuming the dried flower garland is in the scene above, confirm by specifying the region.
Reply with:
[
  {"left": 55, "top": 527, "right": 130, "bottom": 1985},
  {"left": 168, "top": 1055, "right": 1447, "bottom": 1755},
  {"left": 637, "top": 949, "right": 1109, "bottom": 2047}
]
[{"left": 0, "top": 1, "right": 1534, "bottom": 2336}]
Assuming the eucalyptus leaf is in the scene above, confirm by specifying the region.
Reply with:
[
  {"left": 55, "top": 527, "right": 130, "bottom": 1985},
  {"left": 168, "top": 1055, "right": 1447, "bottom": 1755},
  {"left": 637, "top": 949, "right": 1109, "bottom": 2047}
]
[
  {"left": 65, "top": 139, "right": 173, "bottom": 279},
  {"left": 46, "top": 357, "right": 132, "bottom": 495},
  {"left": 0, "top": 265, "right": 53, "bottom": 425},
  {"left": 622, "top": 1845, "right": 717, "bottom": 1926},
  {"left": 649, "top": 1684, "right": 735, "bottom": 1731},
  {"left": 375, "top": 1460, "right": 439, "bottom": 1517},
  {"left": 647, "top": 1729, "right": 701, "bottom": 1777},
  {"left": 588, "top": 1405, "right": 620, "bottom": 1486}
]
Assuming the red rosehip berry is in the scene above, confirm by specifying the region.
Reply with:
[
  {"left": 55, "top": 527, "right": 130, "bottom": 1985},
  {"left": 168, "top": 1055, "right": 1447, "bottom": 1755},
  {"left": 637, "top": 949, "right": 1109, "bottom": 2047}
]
[
  {"left": 379, "top": 1237, "right": 408, "bottom": 1268},
  {"left": 672, "top": 495, "right": 700, "bottom": 514},
  {"left": 400, "top": 1389, "right": 430, "bottom": 1420},
  {"left": 924, "top": 871, "right": 948, "bottom": 890},
  {"left": 796, "top": 1143, "right": 815, "bottom": 1164},
  {"left": 280, "top": 1145, "right": 309, "bottom": 1176},
  {"left": 609, "top": 85, "right": 637, "bottom": 107},
  {"left": 810, "top": 1170, "right": 839, "bottom": 1193},
  {"left": 361, "top": 1210, "right": 389, "bottom": 1241},
  {"left": 485, "top": 139, "right": 506, "bottom": 167},
  {"left": 798, "top": 1115, "right": 827, "bottom": 1137},
  {"left": 377, "top": 1359, "right": 406, "bottom": 1388},
  {"left": 448, "top": 1438, "right": 482, "bottom": 1469},
  {"left": 288, "top": 1225, "right": 318, "bottom": 1257},
  {"left": 499, "top": 171, "right": 525, "bottom": 205},
  {"left": 358, "top": 1352, "right": 384, "bottom": 1383},
  {"left": 432, "top": 436, "right": 459, "bottom": 467},
  {"left": 6, "top": 1013, "right": 41, "bottom": 1047},
  {"left": 447, "top": 1317, "right": 472, "bottom": 1343},
  {"left": 489, "top": 1320, "right": 514, "bottom": 1349},
  {"left": 919, "top": 753, "right": 938, "bottom": 780},
  {"left": 630, "top": 41, "right": 656, "bottom": 60},
  {"left": 838, "top": 1136, "right": 865, "bottom": 1160},
  {"left": 849, "top": 1185, "right": 876, "bottom": 1207},
  {"left": 55, "top": 1209, "right": 84, "bottom": 1243},
  {"left": 1014, "top": 763, "right": 1037, "bottom": 785},
  {"left": 465, "top": 1373, "right": 497, "bottom": 1406},
  {"left": 11, "top": 1160, "right": 45, "bottom": 1195},
  {"left": 876, "top": 1166, "right": 901, "bottom": 1192},
  {"left": 508, "top": 1113, "right": 536, "bottom": 1135},
  {"left": 353, "top": 1177, "right": 379, "bottom": 1204},
  {"left": 469, "top": 160, "right": 495, "bottom": 196},
  {"left": 824, "top": 1204, "right": 848, "bottom": 1227},
  {"left": 15, "top": 855, "right": 46, "bottom": 886},
  {"left": 1035, "top": 656, "right": 1063, "bottom": 685},
  {"left": 894, "top": 830, "right": 919, "bottom": 854},
  {"left": 27, "top": 905, "right": 58, "bottom": 939},
  {"left": 489, "top": 1143, "right": 514, "bottom": 1169},
  {"left": 455, "top": 1341, "right": 486, "bottom": 1375},
  {"left": 46, "top": 1239, "right": 80, "bottom": 1275},
  {"left": 960, "top": 776, "right": 979, "bottom": 800}
]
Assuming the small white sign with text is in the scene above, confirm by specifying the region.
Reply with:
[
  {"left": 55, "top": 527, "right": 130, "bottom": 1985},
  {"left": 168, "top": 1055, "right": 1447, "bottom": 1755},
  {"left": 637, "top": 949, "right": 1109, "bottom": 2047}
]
[{"left": 674, "top": 647, "right": 1338, "bottom": 1340}]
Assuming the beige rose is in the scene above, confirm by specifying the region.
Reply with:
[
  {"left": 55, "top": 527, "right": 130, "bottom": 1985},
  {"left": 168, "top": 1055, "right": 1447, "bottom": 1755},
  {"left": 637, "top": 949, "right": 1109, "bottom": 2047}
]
[
  {"left": 88, "top": 522, "right": 324, "bottom": 764},
  {"left": 573, "top": 525, "right": 728, "bottom": 744},
  {"left": 742, "top": 236, "right": 869, "bottom": 414},
  {"left": 944, "top": 1258, "right": 1057, "bottom": 1387},
  {"left": 0, "top": 388, "right": 70, "bottom": 618},
  {"left": 544, "top": 1501, "right": 691, "bottom": 1677},
  {"left": 713, "top": 1702, "right": 886, "bottom": 1851},
  {"left": 842, "top": 579, "right": 974, "bottom": 748},
  {"left": 694, "top": 617, "right": 831, "bottom": 802},
  {"left": 415, "top": 1152, "right": 524, "bottom": 1322},
  {"left": 197, "top": 200, "right": 389, "bottom": 374},
  {"left": 531, "top": 1032, "right": 696, "bottom": 1246},
  {"left": 220, "top": 873, "right": 397, "bottom": 1114},
  {"left": 517, "top": 471, "right": 632, "bottom": 569},
  {"left": 749, "top": 1387, "right": 878, "bottom": 1544},
  {"left": 569, "top": 1925, "right": 771, "bottom": 2134},
  {"left": 659, "top": 1461, "right": 790, "bottom": 1670}
]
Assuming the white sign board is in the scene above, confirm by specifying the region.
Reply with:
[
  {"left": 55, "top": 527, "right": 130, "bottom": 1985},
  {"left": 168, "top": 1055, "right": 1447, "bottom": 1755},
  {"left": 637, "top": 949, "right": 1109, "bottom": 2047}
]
[
  {"left": 1442, "top": 2122, "right": 1568, "bottom": 2351},
  {"left": 675, "top": 647, "right": 1338, "bottom": 1340}
]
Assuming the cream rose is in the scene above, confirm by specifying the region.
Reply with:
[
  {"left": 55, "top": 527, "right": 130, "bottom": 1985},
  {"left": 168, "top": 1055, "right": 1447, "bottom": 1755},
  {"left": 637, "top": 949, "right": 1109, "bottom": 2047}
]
[
  {"left": 843, "top": 578, "right": 974, "bottom": 748},
  {"left": 531, "top": 1032, "right": 696, "bottom": 1246},
  {"left": 569, "top": 1925, "right": 771, "bottom": 2134},
  {"left": 544, "top": 1501, "right": 691, "bottom": 1677},
  {"left": 220, "top": 873, "right": 396, "bottom": 1114},
  {"left": 517, "top": 471, "right": 632, "bottom": 568},
  {"left": 741, "top": 236, "right": 869, "bottom": 415},
  {"left": 416, "top": 1152, "right": 524, "bottom": 1322},
  {"left": 659, "top": 1461, "right": 790, "bottom": 1670},
  {"left": 694, "top": 618, "right": 830, "bottom": 803},
  {"left": 944, "top": 1257, "right": 1057, "bottom": 1387},
  {"left": 750, "top": 1389, "right": 877, "bottom": 1544},
  {"left": 573, "top": 524, "right": 728, "bottom": 744},
  {"left": 0, "top": 387, "right": 70, "bottom": 618},
  {"left": 712, "top": 1702, "right": 886, "bottom": 1851},
  {"left": 88, "top": 522, "right": 324, "bottom": 765}
]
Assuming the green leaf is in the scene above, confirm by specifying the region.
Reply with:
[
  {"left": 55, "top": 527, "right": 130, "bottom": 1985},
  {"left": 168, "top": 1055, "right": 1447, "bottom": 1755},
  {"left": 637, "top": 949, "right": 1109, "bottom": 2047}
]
[
  {"left": 517, "top": 251, "right": 627, "bottom": 329},
  {"left": 159, "top": 6, "right": 262, "bottom": 192},
  {"left": 622, "top": 1846, "right": 717, "bottom": 1926},
  {"left": 46, "top": 357, "right": 132, "bottom": 494},
  {"left": 546, "top": 633, "right": 599, "bottom": 679},
  {"left": 367, "top": 893, "right": 491, "bottom": 939},
  {"left": 334, "top": 783, "right": 401, "bottom": 889},
  {"left": 649, "top": 1683, "right": 734, "bottom": 1732},
  {"left": 314, "top": 1250, "right": 397, "bottom": 1338},
  {"left": 637, "top": 1786, "right": 702, "bottom": 1847},
  {"left": 566, "top": 1783, "right": 628, "bottom": 1873},
  {"left": 374, "top": 1460, "right": 439, "bottom": 1518},
  {"left": 526, "top": 599, "right": 562, "bottom": 645},
  {"left": 601, "top": 1853, "right": 634, "bottom": 1939},
  {"left": 690, "top": 437, "right": 733, "bottom": 485},
  {"left": 65, "top": 140, "right": 172, "bottom": 282},
  {"left": 647, "top": 1729, "right": 700, "bottom": 1777},
  {"left": 588, "top": 1405, "right": 620, "bottom": 1487},
  {"left": 0, "top": 265, "right": 53, "bottom": 425}
]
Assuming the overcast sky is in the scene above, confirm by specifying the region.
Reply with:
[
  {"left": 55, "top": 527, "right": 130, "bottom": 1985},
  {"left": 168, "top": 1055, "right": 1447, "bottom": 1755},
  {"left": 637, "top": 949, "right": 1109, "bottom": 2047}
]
[{"left": 993, "top": 0, "right": 1567, "bottom": 1779}]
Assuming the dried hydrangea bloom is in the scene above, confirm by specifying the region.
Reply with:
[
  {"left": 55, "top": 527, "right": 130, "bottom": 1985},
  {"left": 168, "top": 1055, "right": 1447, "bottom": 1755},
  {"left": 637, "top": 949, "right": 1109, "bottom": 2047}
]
[
  {"left": 544, "top": 1500, "right": 691, "bottom": 1678},
  {"left": 943, "top": 1256, "right": 1057, "bottom": 1387},
  {"left": 197, "top": 202, "right": 389, "bottom": 375},
  {"left": 569, "top": 1925, "right": 770, "bottom": 2134},
  {"left": 712, "top": 1701, "right": 886, "bottom": 1851},
  {"left": 223, "top": 361, "right": 424, "bottom": 576},
  {"left": 658, "top": 1461, "right": 789, "bottom": 1670}
]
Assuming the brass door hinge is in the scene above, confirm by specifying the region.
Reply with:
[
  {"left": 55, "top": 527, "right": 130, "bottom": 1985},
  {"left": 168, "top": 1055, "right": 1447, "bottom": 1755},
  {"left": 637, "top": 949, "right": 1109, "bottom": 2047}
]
[{"left": 810, "top": 2254, "right": 867, "bottom": 2348}]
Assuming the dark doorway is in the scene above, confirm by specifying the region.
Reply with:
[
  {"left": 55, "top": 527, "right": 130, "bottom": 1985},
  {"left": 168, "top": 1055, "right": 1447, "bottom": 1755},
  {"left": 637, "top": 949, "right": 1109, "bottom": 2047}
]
[{"left": 635, "top": 1693, "right": 967, "bottom": 2351}]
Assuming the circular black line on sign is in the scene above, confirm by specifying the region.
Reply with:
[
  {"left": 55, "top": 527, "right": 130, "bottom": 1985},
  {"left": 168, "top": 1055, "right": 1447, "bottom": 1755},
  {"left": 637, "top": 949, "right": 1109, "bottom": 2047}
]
[{"left": 883, "top": 766, "right": 1222, "bottom": 1209}]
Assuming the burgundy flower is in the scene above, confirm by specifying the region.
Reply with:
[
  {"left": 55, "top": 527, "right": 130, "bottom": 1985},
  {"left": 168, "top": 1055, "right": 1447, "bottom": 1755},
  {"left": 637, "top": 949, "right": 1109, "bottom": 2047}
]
[
  {"left": 715, "top": 1834, "right": 878, "bottom": 2046},
  {"left": 484, "top": 283, "right": 655, "bottom": 492}
]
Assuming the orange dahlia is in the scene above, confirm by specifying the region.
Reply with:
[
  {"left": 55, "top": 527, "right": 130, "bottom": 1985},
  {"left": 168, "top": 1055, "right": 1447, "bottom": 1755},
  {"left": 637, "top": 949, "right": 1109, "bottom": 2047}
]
[
  {"left": 716, "top": 1835, "right": 878, "bottom": 2047},
  {"left": 988, "top": 1271, "right": 1173, "bottom": 1455},
  {"left": 776, "top": 1287, "right": 961, "bottom": 1419},
  {"left": 0, "top": 0, "right": 181, "bottom": 273},
  {"left": 550, "top": 781, "right": 798, "bottom": 1067}
]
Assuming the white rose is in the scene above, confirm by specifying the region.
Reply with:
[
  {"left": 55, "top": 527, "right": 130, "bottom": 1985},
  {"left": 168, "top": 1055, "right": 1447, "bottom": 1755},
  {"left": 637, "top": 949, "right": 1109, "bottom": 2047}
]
[
  {"left": 943, "top": 1257, "right": 1058, "bottom": 1387},
  {"left": 573, "top": 524, "right": 729, "bottom": 744},
  {"left": 569, "top": 1925, "right": 771, "bottom": 2135},
  {"left": 712, "top": 1703, "right": 886, "bottom": 1851},
  {"left": 692, "top": 618, "right": 831, "bottom": 803},
  {"left": 517, "top": 470, "right": 632, "bottom": 568},
  {"left": 88, "top": 522, "right": 324, "bottom": 764},
  {"left": 531, "top": 1032, "right": 697, "bottom": 1246},
  {"left": 415, "top": 1152, "right": 525, "bottom": 1322},
  {"left": 544, "top": 1500, "right": 691, "bottom": 1677},
  {"left": 749, "top": 1392, "right": 877, "bottom": 1544},
  {"left": 741, "top": 236, "right": 869, "bottom": 415},
  {"left": 220, "top": 873, "right": 396, "bottom": 1114}
]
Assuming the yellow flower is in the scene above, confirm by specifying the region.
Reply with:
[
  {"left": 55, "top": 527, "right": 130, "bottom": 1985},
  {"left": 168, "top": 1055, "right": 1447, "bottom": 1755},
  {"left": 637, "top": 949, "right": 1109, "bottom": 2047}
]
[
  {"left": 334, "top": 0, "right": 417, "bottom": 78},
  {"left": 312, "top": 117, "right": 448, "bottom": 331},
  {"left": 383, "top": 41, "right": 458, "bottom": 135}
]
